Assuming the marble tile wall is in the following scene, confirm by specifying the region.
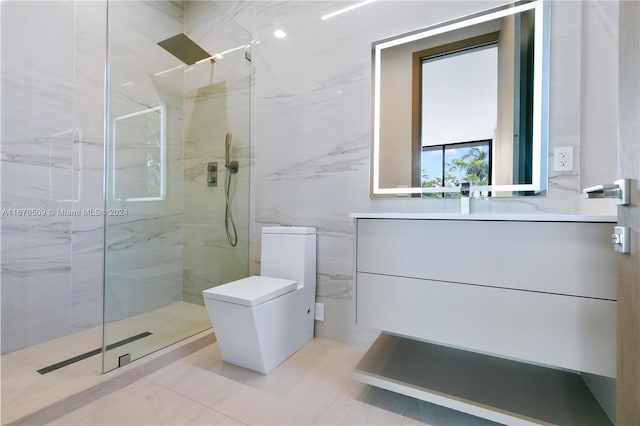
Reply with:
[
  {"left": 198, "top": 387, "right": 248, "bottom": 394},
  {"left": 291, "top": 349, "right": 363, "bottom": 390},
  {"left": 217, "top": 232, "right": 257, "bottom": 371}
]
[
  {"left": 239, "top": 0, "right": 621, "bottom": 346},
  {"left": 181, "top": 1, "right": 252, "bottom": 304},
  {"left": 1, "top": 1, "right": 107, "bottom": 353},
  {"left": 1, "top": 0, "right": 205, "bottom": 353},
  {"left": 1, "top": 0, "right": 620, "bottom": 355},
  {"left": 103, "top": 1, "right": 186, "bottom": 325}
]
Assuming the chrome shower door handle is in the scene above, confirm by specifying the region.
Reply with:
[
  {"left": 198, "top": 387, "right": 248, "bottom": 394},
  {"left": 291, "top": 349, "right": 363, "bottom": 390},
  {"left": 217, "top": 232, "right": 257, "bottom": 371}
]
[{"left": 582, "top": 178, "right": 630, "bottom": 205}]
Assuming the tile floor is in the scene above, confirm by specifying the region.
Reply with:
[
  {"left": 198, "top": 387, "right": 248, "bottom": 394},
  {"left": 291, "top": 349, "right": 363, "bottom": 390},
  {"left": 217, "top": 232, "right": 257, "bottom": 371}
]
[
  {"left": 1, "top": 302, "right": 210, "bottom": 424},
  {"left": 50, "top": 338, "right": 498, "bottom": 426}
]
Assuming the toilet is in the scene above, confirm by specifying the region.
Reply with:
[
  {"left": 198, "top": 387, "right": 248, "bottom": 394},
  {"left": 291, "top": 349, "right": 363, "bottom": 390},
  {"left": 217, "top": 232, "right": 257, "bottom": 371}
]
[{"left": 202, "top": 226, "right": 316, "bottom": 374}]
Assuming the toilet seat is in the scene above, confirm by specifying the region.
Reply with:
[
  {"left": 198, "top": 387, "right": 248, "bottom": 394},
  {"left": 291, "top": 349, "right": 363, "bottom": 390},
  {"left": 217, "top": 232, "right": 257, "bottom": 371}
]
[{"left": 202, "top": 276, "right": 297, "bottom": 307}]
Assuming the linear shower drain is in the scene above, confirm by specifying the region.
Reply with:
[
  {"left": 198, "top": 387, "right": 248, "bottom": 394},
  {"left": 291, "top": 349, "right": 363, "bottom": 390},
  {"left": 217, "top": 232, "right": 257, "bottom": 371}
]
[{"left": 36, "top": 331, "right": 152, "bottom": 374}]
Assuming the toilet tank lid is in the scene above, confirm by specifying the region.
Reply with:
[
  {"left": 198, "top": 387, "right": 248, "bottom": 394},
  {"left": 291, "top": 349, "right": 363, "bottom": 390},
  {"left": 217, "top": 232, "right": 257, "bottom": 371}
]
[
  {"left": 262, "top": 226, "right": 316, "bottom": 235},
  {"left": 202, "top": 276, "right": 297, "bottom": 307}
]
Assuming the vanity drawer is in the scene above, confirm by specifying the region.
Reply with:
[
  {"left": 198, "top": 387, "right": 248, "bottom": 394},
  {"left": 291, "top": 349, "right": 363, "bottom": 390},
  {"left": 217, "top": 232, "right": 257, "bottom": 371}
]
[
  {"left": 356, "top": 219, "right": 616, "bottom": 300},
  {"left": 356, "top": 272, "right": 616, "bottom": 377}
]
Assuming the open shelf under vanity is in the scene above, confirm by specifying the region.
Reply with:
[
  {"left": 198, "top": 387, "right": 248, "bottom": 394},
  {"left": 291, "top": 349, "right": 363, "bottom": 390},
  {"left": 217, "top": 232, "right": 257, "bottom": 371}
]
[{"left": 353, "top": 333, "right": 611, "bottom": 425}]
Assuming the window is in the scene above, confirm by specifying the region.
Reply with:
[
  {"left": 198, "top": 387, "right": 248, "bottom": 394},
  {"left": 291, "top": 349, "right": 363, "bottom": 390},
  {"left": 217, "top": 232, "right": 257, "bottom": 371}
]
[
  {"left": 412, "top": 33, "right": 498, "bottom": 195},
  {"left": 421, "top": 140, "right": 491, "bottom": 197}
]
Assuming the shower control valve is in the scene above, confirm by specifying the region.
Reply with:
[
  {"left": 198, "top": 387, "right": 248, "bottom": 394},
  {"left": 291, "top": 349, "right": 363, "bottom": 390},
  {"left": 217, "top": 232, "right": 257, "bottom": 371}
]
[{"left": 207, "top": 162, "right": 218, "bottom": 187}]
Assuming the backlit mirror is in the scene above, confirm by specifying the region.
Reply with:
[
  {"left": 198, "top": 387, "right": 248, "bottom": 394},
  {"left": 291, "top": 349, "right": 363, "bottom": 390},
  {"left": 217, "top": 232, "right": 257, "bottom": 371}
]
[{"left": 371, "top": 0, "right": 549, "bottom": 197}]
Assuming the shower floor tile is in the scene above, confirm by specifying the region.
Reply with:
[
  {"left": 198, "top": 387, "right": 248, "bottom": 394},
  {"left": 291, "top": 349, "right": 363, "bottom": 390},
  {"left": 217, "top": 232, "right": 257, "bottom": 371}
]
[{"left": 1, "top": 301, "right": 209, "bottom": 425}]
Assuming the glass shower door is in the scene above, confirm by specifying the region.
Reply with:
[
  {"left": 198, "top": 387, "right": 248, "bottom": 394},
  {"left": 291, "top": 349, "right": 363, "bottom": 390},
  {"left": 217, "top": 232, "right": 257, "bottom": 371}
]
[{"left": 103, "top": 0, "right": 251, "bottom": 372}]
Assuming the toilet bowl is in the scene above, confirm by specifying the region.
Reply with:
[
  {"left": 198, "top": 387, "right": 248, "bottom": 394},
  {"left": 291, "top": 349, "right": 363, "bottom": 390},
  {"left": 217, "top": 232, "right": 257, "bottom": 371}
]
[{"left": 202, "top": 226, "right": 316, "bottom": 374}]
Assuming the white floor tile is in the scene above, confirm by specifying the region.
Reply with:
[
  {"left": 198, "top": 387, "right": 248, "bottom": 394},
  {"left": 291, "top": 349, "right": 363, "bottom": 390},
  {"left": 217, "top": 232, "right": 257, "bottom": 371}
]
[{"left": 4, "top": 312, "right": 496, "bottom": 426}]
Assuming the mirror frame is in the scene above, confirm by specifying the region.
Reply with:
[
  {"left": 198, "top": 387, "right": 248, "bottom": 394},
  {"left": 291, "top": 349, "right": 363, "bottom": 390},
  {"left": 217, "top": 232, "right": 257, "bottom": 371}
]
[{"left": 371, "top": 0, "right": 549, "bottom": 197}]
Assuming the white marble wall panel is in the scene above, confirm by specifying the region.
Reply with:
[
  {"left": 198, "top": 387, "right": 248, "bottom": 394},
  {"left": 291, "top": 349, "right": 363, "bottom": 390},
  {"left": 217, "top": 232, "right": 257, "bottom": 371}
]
[
  {"left": 405, "top": 1, "right": 507, "bottom": 31},
  {"left": 106, "top": 213, "right": 182, "bottom": 252},
  {"left": 68, "top": 1, "right": 108, "bottom": 335},
  {"left": 1, "top": 1, "right": 75, "bottom": 79},
  {"left": 0, "top": 162, "right": 74, "bottom": 209},
  {"left": 104, "top": 246, "right": 183, "bottom": 323},
  {"left": 1, "top": 257, "right": 72, "bottom": 353},
  {"left": 211, "top": 1, "right": 258, "bottom": 42},
  {"left": 0, "top": 216, "right": 72, "bottom": 262},
  {"left": 108, "top": 1, "right": 185, "bottom": 102},
  {"left": 185, "top": 0, "right": 251, "bottom": 72},
  {"left": 253, "top": 1, "right": 404, "bottom": 344},
  {"left": 210, "top": 4, "right": 258, "bottom": 269},
  {"left": 1, "top": 62, "right": 74, "bottom": 174},
  {"left": 252, "top": 1, "right": 620, "bottom": 346},
  {"left": 181, "top": 1, "right": 251, "bottom": 304},
  {"left": 70, "top": 252, "right": 104, "bottom": 332},
  {"left": 579, "top": 1, "right": 619, "bottom": 190},
  {"left": 1, "top": 0, "right": 106, "bottom": 353},
  {"left": 1, "top": 0, "right": 619, "bottom": 355},
  {"left": 183, "top": 79, "right": 251, "bottom": 162},
  {"left": 103, "top": 0, "right": 186, "bottom": 326},
  {"left": 182, "top": 225, "right": 249, "bottom": 304}
]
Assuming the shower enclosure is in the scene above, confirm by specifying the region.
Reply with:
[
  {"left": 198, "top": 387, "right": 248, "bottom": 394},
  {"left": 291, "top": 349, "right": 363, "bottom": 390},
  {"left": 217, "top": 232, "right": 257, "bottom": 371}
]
[
  {"left": 1, "top": 0, "right": 251, "bottom": 417},
  {"left": 102, "top": 0, "right": 251, "bottom": 372}
]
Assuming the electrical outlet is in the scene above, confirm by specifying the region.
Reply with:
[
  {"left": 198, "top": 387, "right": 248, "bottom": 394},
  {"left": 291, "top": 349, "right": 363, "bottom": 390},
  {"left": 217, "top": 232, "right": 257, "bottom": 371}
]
[
  {"left": 314, "top": 302, "right": 324, "bottom": 321},
  {"left": 553, "top": 146, "right": 574, "bottom": 171}
]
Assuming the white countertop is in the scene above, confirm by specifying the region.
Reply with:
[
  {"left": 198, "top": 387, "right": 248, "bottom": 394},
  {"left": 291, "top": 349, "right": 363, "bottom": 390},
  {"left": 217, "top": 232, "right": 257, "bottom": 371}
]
[{"left": 350, "top": 213, "right": 617, "bottom": 222}]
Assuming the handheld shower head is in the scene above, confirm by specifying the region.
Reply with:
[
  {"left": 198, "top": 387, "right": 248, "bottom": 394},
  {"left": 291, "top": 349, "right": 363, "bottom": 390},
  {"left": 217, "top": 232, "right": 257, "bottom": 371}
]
[
  {"left": 224, "top": 132, "right": 238, "bottom": 173},
  {"left": 225, "top": 133, "right": 232, "bottom": 166},
  {"left": 223, "top": 132, "right": 239, "bottom": 247}
]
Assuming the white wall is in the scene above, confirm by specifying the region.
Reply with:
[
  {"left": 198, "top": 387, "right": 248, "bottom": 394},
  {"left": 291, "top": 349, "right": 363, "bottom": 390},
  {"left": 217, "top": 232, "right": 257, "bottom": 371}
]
[
  {"left": 1, "top": 1, "right": 107, "bottom": 353},
  {"left": 181, "top": 1, "right": 252, "bottom": 303},
  {"left": 217, "top": 0, "right": 619, "bottom": 346},
  {"left": 0, "top": 0, "right": 255, "bottom": 354},
  {"left": 103, "top": 1, "right": 186, "bottom": 324},
  {"left": 0, "top": 0, "right": 620, "bottom": 353}
]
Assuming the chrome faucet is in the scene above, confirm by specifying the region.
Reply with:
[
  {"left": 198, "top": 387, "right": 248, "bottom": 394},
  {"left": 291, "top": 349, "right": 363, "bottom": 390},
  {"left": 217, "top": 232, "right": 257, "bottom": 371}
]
[{"left": 460, "top": 182, "right": 470, "bottom": 214}]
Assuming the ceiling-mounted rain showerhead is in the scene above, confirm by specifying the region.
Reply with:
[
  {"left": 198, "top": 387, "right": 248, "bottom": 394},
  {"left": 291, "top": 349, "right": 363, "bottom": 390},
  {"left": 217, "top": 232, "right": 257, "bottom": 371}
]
[{"left": 157, "top": 33, "right": 213, "bottom": 65}]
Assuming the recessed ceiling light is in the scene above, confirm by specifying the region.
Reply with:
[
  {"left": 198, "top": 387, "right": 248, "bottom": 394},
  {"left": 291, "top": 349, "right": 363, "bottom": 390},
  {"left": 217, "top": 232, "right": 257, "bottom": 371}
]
[{"left": 274, "top": 29, "right": 287, "bottom": 39}]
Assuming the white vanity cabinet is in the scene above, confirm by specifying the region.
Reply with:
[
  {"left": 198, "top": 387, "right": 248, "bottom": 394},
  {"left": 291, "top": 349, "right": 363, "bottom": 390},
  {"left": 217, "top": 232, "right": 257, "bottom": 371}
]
[{"left": 351, "top": 214, "right": 617, "bottom": 425}]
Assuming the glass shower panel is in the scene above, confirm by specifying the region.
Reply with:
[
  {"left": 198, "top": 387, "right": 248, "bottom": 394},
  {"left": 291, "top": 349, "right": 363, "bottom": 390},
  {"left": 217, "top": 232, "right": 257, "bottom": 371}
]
[
  {"left": 103, "top": 0, "right": 251, "bottom": 372},
  {"left": 181, "top": 1, "right": 253, "bottom": 304}
]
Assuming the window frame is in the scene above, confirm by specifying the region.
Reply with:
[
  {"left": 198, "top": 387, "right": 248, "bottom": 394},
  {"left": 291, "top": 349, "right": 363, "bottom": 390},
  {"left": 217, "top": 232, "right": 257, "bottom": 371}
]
[
  {"left": 421, "top": 139, "right": 493, "bottom": 197},
  {"left": 411, "top": 32, "right": 500, "bottom": 188}
]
